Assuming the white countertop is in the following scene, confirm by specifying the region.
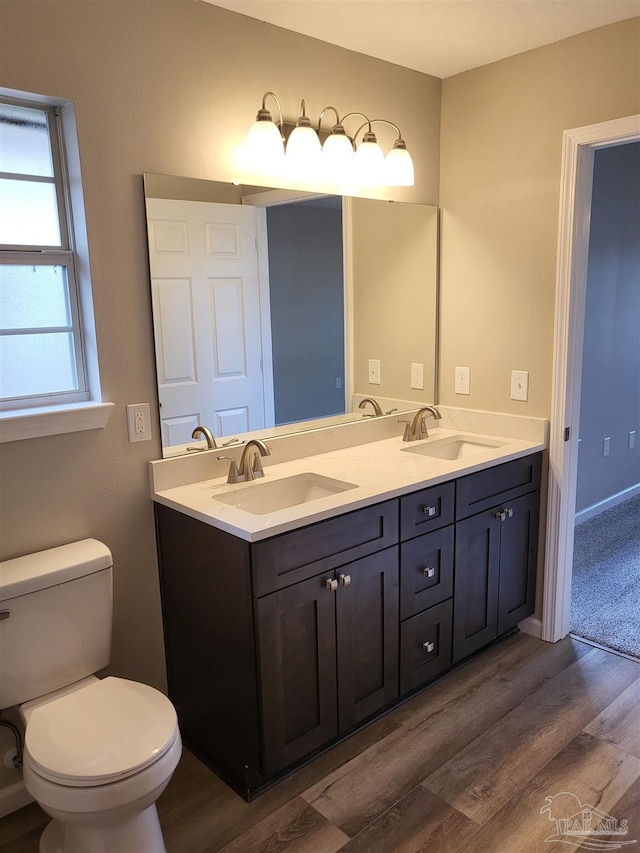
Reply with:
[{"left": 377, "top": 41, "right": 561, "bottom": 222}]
[{"left": 152, "top": 420, "right": 546, "bottom": 542}]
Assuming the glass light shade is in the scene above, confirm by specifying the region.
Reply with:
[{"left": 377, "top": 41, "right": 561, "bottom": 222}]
[
  {"left": 286, "top": 125, "right": 321, "bottom": 170},
  {"left": 385, "top": 146, "right": 415, "bottom": 186},
  {"left": 321, "top": 133, "right": 353, "bottom": 180},
  {"left": 353, "top": 140, "right": 385, "bottom": 184},
  {"left": 245, "top": 120, "right": 285, "bottom": 170}
]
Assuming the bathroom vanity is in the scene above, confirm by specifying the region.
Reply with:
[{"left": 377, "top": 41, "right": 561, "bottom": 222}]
[{"left": 151, "top": 415, "right": 544, "bottom": 799}]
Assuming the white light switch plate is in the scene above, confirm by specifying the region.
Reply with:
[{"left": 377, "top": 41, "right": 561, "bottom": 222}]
[
  {"left": 511, "top": 370, "right": 529, "bottom": 401},
  {"left": 410, "top": 362, "right": 424, "bottom": 390}
]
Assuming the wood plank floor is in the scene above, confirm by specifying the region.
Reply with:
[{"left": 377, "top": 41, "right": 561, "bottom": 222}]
[{"left": 1, "top": 635, "right": 638, "bottom": 853}]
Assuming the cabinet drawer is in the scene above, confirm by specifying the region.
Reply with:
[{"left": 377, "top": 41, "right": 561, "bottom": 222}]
[
  {"left": 400, "top": 599, "right": 453, "bottom": 695},
  {"left": 252, "top": 500, "right": 399, "bottom": 597},
  {"left": 400, "top": 526, "right": 454, "bottom": 620},
  {"left": 400, "top": 481, "right": 455, "bottom": 541},
  {"left": 456, "top": 453, "right": 541, "bottom": 520}
]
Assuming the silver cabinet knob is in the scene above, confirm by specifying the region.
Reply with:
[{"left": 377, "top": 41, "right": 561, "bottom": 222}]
[
  {"left": 422, "top": 641, "right": 435, "bottom": 653},
  {"left": 422, "top": 567, "right": 436, "bottom": 578},
  {"left": 338, "top": 573, "right": 352, "bottom": 587},
  {"left": 505, "top": 507, "right": 514, "bottom": 518},
  {"left": 325, "top": 578, "right": 338, "bottom": 591},
  {"left": 495, "top": 510, "right": 506, "bottom": 522},
  {"left": 422, "top": 505, "right": 437, "bottom": 517}
]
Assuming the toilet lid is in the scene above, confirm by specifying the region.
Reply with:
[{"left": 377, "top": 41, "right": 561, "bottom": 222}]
[{"left": 25, "top": 677, "right": 178, "bottom": 786}]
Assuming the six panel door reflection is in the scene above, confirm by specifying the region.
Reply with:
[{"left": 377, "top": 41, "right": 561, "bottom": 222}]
[{"left": 146, "top": 198, "right": 269, "bottom": 447}]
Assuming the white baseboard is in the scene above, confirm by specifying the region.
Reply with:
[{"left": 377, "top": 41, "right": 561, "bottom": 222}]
[
  {"left": 518, "top": 616, "right": 543, "bottom": 639},
  {"left": 575, "top": 483, "right": 640, "bottom": 526}
]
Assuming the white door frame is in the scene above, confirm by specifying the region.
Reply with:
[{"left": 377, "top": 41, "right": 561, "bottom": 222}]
[{"left": 543, "top": 114, "right": 640, "bottom": 643}]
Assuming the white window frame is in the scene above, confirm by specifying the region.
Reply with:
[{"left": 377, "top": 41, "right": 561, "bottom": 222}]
[{"left": 0, "top": 89, "right": 112, "bottom": 441}]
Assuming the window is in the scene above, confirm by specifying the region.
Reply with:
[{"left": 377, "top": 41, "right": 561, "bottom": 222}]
[{"left": 0, "top": 92, "right": 112, "bottom": 440}]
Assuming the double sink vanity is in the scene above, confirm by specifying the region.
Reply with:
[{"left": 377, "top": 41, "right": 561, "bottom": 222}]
[{"left": 150, "top": 407, "right": 546, "bottom": 799}]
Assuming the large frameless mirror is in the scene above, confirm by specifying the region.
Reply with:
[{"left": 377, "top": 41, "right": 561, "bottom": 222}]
[{"left": 143, "top": 173, "right": 438, "bottom": 456}]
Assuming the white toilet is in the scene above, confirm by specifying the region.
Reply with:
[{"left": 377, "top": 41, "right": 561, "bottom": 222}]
[{"left": 0, "top": 539, "right": 182, "bottom": 853}]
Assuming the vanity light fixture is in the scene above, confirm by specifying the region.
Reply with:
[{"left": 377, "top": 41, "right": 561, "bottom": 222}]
[{"left": 245, "top": 92, "right": 415, "bottom": 186}]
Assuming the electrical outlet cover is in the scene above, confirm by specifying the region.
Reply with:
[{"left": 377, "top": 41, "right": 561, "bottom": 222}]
[{"left": 455, "top": 366, "right": 470, "bottom": 395}]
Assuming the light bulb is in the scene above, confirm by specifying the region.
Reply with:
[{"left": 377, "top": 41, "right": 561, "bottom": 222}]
[
  {"left": 286, "top": 125, "right": 321, "bottom": 175},
  {"left": 322, "top": 132, "right": 353, "bottom": 181},
  {"left": 353, "top": 139, "right": 385, "bottom": 184},
  {"left": 245, "top": 119, "right": 285, "bottom": 171},
  {"left": 385, "top": 146, "right": 415, "bottom": 186}
]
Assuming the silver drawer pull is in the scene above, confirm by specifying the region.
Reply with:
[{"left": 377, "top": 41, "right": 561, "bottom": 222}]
[
  {"left": 0, "top": 610, "right": 10, "bottom": 621},
  {"left": 325, "top": 578, "right": 338, "bottom": 592},
  {"left": 422, "top": 505, "right": 437, "bottom": 517},
  {"left": 505, "top": 507, "right": 514, "bottom": 518},
  {"left": 338, "top": 573, "right": 352, "bottom": 587},
  {"left": 422, "top": 641, "right": 435, "bottom": 653},
  {"left": 422, "top": 567, "right": 436, "bottom": 578},
  {"left": 495, "top": 510, "right": 506, "bottom": 522}
]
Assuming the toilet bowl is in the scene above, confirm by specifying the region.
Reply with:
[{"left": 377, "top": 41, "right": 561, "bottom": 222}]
[
  {"left": 0, "top": 540, "right": 182, "bottom": 852},
  {"left": 20, "top": 677, "right": 182, "bottom": 853}
]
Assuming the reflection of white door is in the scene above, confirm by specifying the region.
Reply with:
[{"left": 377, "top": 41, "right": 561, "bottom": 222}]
[{"left": 146, "top": 198, "right": 271, "bottom": 446}]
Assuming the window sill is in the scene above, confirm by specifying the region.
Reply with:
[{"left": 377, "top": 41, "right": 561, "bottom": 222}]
[{"left": 0, "top": 401, "right": 114, "bottom": 443}]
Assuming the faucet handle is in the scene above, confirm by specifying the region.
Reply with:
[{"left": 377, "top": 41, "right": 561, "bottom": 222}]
[
  {"left": 398, "top": 420, "right": 412, "bottom": 442},
  {"left": 217, "top": 456, "right": 240, "bottom": 484}
]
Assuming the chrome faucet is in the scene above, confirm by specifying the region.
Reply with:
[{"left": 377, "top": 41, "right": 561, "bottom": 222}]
[
  {"left": 359, "top": 398, "right": 383, "bottom": 417},
  {"left": 191, "top": 425, "right": 217, "bottom": 449},
  {"left": 402, "top": 406, "right": 441, "bottom": 441},
  {"left": 237, "top": 438, "right": 271, "bottom": 482}
]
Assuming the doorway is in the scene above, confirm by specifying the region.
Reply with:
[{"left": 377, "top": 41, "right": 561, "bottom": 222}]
[
  {"left": 543, "top": 114, "right": 640, "bottom": 645},
  {"left": 569, "top": 141, "right": 640, "bottom": 657}
]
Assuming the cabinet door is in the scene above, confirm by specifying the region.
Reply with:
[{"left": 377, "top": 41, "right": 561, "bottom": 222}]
[
  {"left": 453, "top": 509, "right": 501, "bottom": 663},
  {"left": 497, "top": 491, "right": 539, "bottom": 635},
  {"left": 256, "top": 574, "right": 338, "bottom": 776},
  {"left": 336, "top": 548, "right": 399, "bottom": 732}
]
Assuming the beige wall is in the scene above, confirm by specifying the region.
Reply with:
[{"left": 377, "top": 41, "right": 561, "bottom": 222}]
[
  {"left": 351, "top": 199, "right": 438, "bottom": 403},
  {"left": 0, "top": 0, "right": 441, "bottom": 690},
  {"left": 439, "top": 17, "right": 640, "bottom": 418}
]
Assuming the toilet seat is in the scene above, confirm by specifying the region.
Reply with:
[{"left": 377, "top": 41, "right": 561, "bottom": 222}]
[{"left": 24, "top": 676, "right": 178, "bottom": 787}]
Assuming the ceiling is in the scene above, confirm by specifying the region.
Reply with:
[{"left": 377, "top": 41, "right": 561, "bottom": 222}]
[{"left": 203, "top": 0, "right": 639, "bottom": 78}]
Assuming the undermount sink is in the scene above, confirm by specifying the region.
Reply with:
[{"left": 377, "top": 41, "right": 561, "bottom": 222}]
[
  {"left": 212, "top": 472, "right": 358, "bottom": 515},
  {"left": 402, "top": 433, "right": 508, "bottom": 461}
]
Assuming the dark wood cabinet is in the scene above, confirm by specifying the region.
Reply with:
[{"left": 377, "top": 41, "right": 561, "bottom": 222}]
[
  {"left": 452, "top": 508, "right": 502, "bottom": 661},
  {"left": 453, "top": 490, "right": 539, "bottom": 663},
  {"left": 335, "top": 548, "right": 399, "bottom": 731},
  {"left": 497, "top": 491, "right": 539, "bottom": 635},
  {"left": 256, "top": 572, "right": 338, "bottom": 776},
  {"left": 257, "top": 547, "right": 399, "bottom": 776},
  {"left": 155, "top": 451, "right": 542, "bottom": 798}
]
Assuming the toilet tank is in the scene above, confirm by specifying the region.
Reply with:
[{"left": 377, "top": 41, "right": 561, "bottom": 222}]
[{"left": 0, "top": 539, "right": 113, "bottom": 709}]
